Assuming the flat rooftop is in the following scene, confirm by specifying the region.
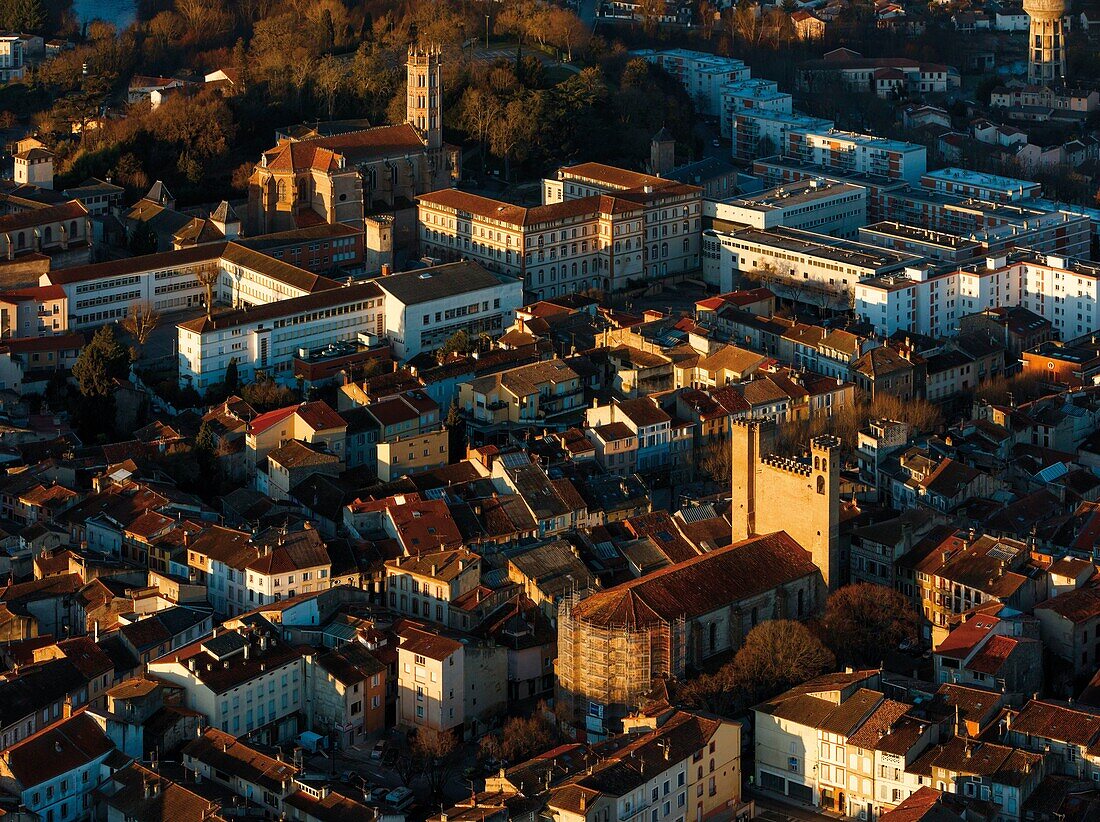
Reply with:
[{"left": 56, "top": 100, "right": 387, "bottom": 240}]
[
  {"left": 710, "top": 223, "right": 922, "bottom": 270},
  {"left": 801, "top": 129, "right": 926, "bottom": 155},
  {"left": 733, "top": 110, "right": 833, "bottom": 127},
  {"left": 860, "top": 221, "right": 983, "bottom": 250},
  {"left": 753, "top": 157, "right": 908, "bottom": 191},
  {"left": 1026, "top": 337, "right": 1100, "bottom": 364},
  {"left": 720, "top": 179, "right": 862, "bottom": 212},
  {"left": 921, "top": 167, "right": 1040, "bottom": 192}
]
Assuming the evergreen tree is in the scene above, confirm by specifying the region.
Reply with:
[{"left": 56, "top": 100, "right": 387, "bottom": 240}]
[
  {"left": 224, "top": 357, "right": 239, "bottom": 393},
  {"left": 72, "top": 326, "right": 129, "bottom": 398}
]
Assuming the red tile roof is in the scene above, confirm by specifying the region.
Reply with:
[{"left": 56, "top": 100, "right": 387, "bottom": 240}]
[
  {"left": 2, "top": 710, "right": 114, "bottom": 787},
  {"left": 569, "top": 531, "right": 818, "bottom": 629}
]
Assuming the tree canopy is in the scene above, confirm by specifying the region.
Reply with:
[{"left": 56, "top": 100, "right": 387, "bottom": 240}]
[
  {"left": 72, "top": 326, "right": 130, "bottom": 398},
  {"left": 822, "top": 584, "right": 919, "bottom": 668}
]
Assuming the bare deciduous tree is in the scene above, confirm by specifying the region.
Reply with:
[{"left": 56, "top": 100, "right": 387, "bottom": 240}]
[
  {"left": 822, "top": 584, "right": 919, "bottom": 667},
  {"left": 122, "top": 302, "right": 161, "bottom": 351},
  {"left": 732, "top": 620, "right": 835, "bottom": 704},
  {"left": 194, "top": 262, "right": 219, "bottom": 319}
]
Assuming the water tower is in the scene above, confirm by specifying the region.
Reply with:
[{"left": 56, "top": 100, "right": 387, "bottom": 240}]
[{"left": 1024, "top": 0, "right": 1066, "bottom": 85}]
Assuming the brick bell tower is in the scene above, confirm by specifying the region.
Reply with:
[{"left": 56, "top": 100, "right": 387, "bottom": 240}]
[{"left": 407, "top": 44, "right": 442, "bottom": 151}]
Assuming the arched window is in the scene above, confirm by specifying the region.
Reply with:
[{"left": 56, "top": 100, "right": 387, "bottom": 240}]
[
  {"left": 817, "top": 475, "right": 825, "bottom": 495},
  {"left": 69, "top": 221, "right": 78, "bottom": 239},
  {"left": 17, "top": 232, "right": 24, "bottom": 249},
  {"left": 661, "top": 242, "right": 669, "bottom": 258},
  {"left": 43, "top": 226, "right": 51, "bottom": 244},
  {"left": 276, "top": 180, "right": 287, "bottom": 201},
  {"left": 814, "top": 456, "right": 820, "bottom": 470}
]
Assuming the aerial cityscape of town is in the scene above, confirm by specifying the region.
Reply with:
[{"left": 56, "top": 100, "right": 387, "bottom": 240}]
[{"left": 1, "top": 0, "right": 1100, "bottom": 820}]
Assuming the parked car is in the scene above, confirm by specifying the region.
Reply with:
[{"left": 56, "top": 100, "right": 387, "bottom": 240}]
[
  {"left": 370, "top": 787, "right": 390, "bottom": 803},
  {"left": 371, "top": 740, "right": 386, "bottom": 761},
  {"left": 385, "top": 787, "right": 415, "bottom": 810}
]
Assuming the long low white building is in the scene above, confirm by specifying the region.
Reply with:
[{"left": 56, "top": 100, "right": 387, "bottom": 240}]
[
  {"left": 178, "top": 260, "right": 522, "bottom": 390},
  {"left": 705, "top": 179, "right": 866, "bottom": 237},
  {"left": 177, "top": 280, "right": 386, "bottom": 391},
  {"left": 702, "top": 222, "right": 923, "bottom": 300},
  {"left": 856, "top": 251, "right": 1100, "bottom": 339},
  {"left": 44, "top": 242, "right": 340, "bottom": 330}
]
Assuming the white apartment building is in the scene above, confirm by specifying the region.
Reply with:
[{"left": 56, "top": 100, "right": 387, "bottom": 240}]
[
  {"left": 706, "top": 180, "right": 866, "bottom": 237},
  {"left": 147, "top": 618, "right": 305, "bottom": 742},
  {"left": 731, "top": 109, "right": 835, "bottom": 161},
  {"left": 632, "top": 49, "right": 750, "bottom": 117},
  {"left": 857, "top": 222, "right": 986, "bottom": 265},
  {"left": 856, "top": 252, "right": 1100, "bottom": 339},
  {"left": 784, "top": 130, "right": 928, "bottom": 185},
  {"left": 375, "top": 261, "right": 523, "bottom": 359},
  {"left": 702, "top": 224, "right": 922, "bottom": 297},
  {"left": 920, "top": 168, "right": 1042, "bottom": 202},
  {"left": 395, "top": 625, "right": 465, "bottom": 733},
  {"left": 0, "top": 36, "right": 26, "bottom": 82},
  {"left": 44, "top": 242, "right": 339, "bottom": 330},
  {"left": 177, "top": 281, "right": 385, "bottom": 391},
  {"left": 719, "top": 79, "right": 793, "bottom": 138}
]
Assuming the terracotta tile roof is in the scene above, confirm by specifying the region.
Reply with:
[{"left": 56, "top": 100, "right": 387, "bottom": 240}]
[
  {"left": 935, "top": 614, "right": 1001, "bottom": 659},
  {"left": 246, "top": 525, "right": 329, "bottom": 575},
  {"left": 625, "top": 511, "right": 698, "bottom": 563},
  {"left": 847, "top": 698, "right": 911, "bottom": 748},
  {"left": 183, "top": 728, "right": 298, "bottom": 791},
  {"left": 267, "top": 440, "right": 340, "bottom": 470},
  {"left": 104, "top": 763, "right": 225, "bottom": 822},
  {"left": 0, "top": 199, "right": 87, "bottom": 234},
  {"left": 966, "top": 634, "right": 1019, "bottom": 675},
  {"left": 878, "top": 787, "right": 965, "bottom": 822},
  {"left": 2, "top": 710, "right": 114, "bottom": 788},
  {"left": 386, "top": 548, "right": 477, "bottom": 582},
  {"left": 1008, "top": 699, "right": 1100, "bottom": 746},
  {"left": 397, "top": 623, "right": 463, "bottom": 660},
  {"left": 570, "top": 531, "right": 818, "bottom": 629},
  {"left": 1036, "top": 583, "right": 1100, "bottom": 623}
]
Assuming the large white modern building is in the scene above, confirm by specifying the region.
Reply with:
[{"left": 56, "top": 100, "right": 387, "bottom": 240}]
[
  {"left": 731, "top": 110, "right": 835, "bottom": 161},
  {"left": 177, "top": 280, "right": 385, "bottom": 391},
  {"left": 856, "top": 251, "right": 1100, "bottom": 339},
  {"left": 375, "top": 261, "right": 523, "bottom": 359},
  {"left": 783, "top": 130, "right": 928, "bottom": 185},
  {"left": 632, "top": 49, "right": 750, "bottom": 117},
  {"left": 44, "top": 242, "right": 340, "bottom": 330},
  {"left": 719, "top": 79, "right": 794, "bottom": 138},
  {"left": 920, "top": 168, "right": 1043, "bottom": 202},
  {"left": 705, "top": 179, "right": 866, "bottom": 237},
  {"left": 702, "top": 223, "right": 922, "bottom": 298}
]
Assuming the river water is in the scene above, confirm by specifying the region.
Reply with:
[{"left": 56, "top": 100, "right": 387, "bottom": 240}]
[{"left": 72, "top": 0, "right": 137, "bottom": 29}]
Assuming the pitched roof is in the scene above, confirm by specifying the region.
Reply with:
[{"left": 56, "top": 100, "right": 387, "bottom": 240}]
[
  {"left": 569, "top": 531, "right": 818, "bottom": 628},
  {"left": 2, "top": 710, "right": 115, "bottom": 788}
]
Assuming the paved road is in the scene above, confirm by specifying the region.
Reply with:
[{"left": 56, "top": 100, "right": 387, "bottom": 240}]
[
  {"left": 751, "top": 793, "right": 843, "bottom": 822},
  {"left": 577, "top": 0, "right": 598, "bottom": 26}
]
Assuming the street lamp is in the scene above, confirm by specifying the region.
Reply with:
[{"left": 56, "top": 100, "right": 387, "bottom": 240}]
[{"left": 485, "top": 13, "right": 490, "bottom": 49}]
